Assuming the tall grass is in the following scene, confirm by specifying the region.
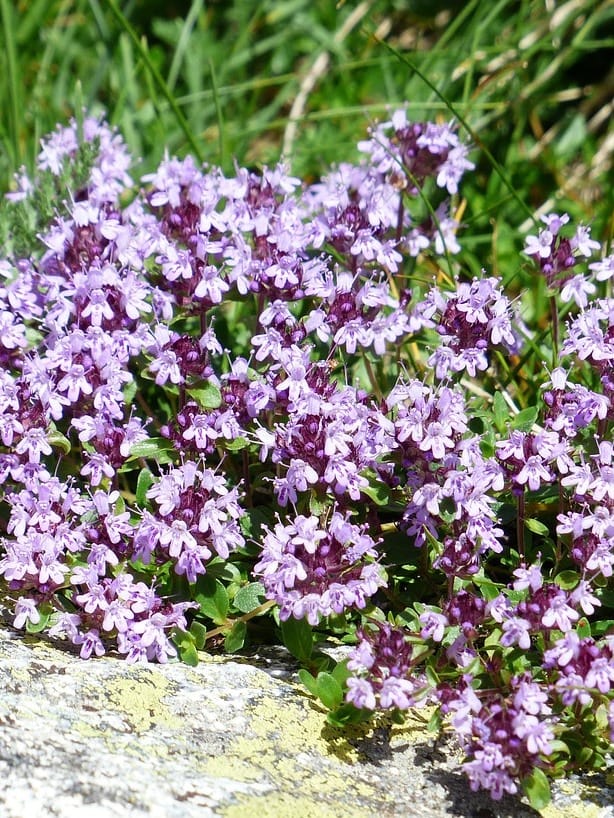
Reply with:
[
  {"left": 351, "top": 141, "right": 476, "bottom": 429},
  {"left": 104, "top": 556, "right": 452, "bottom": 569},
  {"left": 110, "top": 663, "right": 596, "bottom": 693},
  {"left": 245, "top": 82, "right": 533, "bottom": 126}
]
[
  {"left": 1, "top": 3, "right": 611, "bottom": 173},
  {"left": 0, "top": 0, "right": 612, "bottom": 398}
]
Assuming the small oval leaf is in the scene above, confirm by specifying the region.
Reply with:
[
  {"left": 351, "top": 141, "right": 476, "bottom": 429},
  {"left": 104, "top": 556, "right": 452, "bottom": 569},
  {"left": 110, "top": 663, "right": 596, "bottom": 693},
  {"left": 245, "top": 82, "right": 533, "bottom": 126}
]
[
  {"left": 315, "top": 672, "right": 343, "bottom": 710},
  {"left": 522, "top": 768, "right": 551, "bottom": 810},
  {"left": 224, "top": 620, "right": 247, "bottom": 653},
  {"left": 280, "top": 616, "right": 313, "bottom": 662},
  {"left": 233, "top": 582, "right": 265, "bottom": 614}
]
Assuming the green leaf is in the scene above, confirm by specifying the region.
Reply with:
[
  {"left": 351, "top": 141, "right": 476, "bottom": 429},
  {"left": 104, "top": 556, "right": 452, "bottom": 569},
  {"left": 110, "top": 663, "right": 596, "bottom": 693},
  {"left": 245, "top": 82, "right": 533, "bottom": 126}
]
[
  {"left": 577, "top": 746, "right": 594, "bottom": 765},
  {"left": 493, "top": 391, "right": 509, "bottom": 432},
  {"left": 577, "top": 617, "right": 591, "bottom": 639},
  {"left": 470, "top": 573, "right": 500, "bottom": 601},
  {"left": 25, "top": 609, "right": 51, "bottom": 634},
  {"left": 123, "top": 378, "right": 137, "bottom": 405},
  {"left": 548, "top": 739, "right": 570, "bottom": 757},
  {"left": 47, "top": 425, "right": 71, "bottom": 455},
  {"left": 525, "top": 518, "right": 549, "bottom": 536},
  {"left": 126, "top": 437, "right": 176, "bottom": 462},
  {"left": 178, "top": 641, "right": 199, "bottom": 666},
  {"left": 173, "top": 628, "right": 200, "bottom": 666},
  {"left": 224, "top": 620, "right": 247, "bottom": 653},
  {"left": 479, "top": 429, "right": 495, "bottom": 458},
  {"left": 425, "top": 662, "right": 440, "bottom": 686},
  {"left": 554, "top": 570, "right": 580, "bottom": 590},
  {"left": 135, "top": 468, "right": 154, "bottom": 507},
  {"left": 596, "top": 704, "right": 610, "bottom": 732},
  {"left": 361, "top": 472, "right": 390, "bottom": 506},
  {"left": 223, "top": 436, "right": 249, "bottom": 452},
  {"left": 390, "top": 709, "right": 406, "bottom": 725},
  {"left": 298, "top": 668, "right": 319, "bottom": 697},
  {"left": 484, "top": 627, "right": 503, "bottom": 648},
  {"left": 195, "top": 576, "right": 230, "bottom": 625},
  {"left": 315, "top": 671, "right": 343, "bottom": 710},
  {"left": 427, "top": 707, "right": 442, "bottom": 734},
  {"left": 280, "top": 616, "right": 313, "bottom": 662},
  {"left": 522, "top": 768, "right": 551, "bottom": 810},
  {"left": 239, "top": 507, "right": 275, "bottom": 539},
  {"left": 309, "top": 492, "right": 329, "bottom": 517},
  {"left": 325, "top": 702, "right": 371, "bottom": 728},
  {"left": 189, "top": 620, "right": 207, "bottom": 650},
  {"left": 511, "top": 406, "right": 539, "bottom": 432},
  {"left": 591, "top": 619, "right": 614, "bottom": 637},
  {"left": 309, "top": 652, "right": 336, "bottom": 674},
  {"left": 233, "top": 582, "right": 265, "bottom": 614},
  {"left": 206, "top": 558, "right": 241, "bottom": 584},
  {"left": 331, "top": 659, "right": 351, "bottom": 687},
  {"left": 186, "top": 381, "right": 222, "bottom": 409}
]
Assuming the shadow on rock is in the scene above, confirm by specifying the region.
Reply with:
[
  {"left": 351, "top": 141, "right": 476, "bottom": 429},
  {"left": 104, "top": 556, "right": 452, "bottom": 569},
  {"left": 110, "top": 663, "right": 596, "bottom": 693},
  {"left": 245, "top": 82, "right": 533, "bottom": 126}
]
[{"left": 425, "top": 767, "right": 541, "bottom": 818}]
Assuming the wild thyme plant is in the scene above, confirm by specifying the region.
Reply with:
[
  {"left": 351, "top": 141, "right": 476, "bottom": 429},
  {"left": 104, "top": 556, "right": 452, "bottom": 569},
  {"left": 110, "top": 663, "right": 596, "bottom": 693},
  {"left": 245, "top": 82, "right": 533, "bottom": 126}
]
[{"left": 0, "top": 113, "right": 612, "bottom": 809}]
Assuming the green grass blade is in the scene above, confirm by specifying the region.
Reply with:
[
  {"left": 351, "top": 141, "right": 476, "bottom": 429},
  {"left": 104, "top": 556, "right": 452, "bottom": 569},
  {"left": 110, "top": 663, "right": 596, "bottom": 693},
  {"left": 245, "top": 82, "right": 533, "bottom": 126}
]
[
  {"left": 0, "top": 0, "right": 23, "bottom": 172},
  {"left": 208, "top": 58, "right": 226, "bottom": 169},
  {"left": 15, "top": 0, "right": 52, "bottom": 44},
  {"left": 167, "top": 0, "right": 204, "bottom": 92},
  {"left": 105, "top": 0, "right": 204, "bottom": 162}
]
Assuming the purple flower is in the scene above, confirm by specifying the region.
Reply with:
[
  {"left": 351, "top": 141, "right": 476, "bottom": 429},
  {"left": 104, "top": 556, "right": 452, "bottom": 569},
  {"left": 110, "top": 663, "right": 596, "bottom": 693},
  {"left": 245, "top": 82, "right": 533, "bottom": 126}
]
[
  {"left": 513, "top": 679, "right": 550, "bottom": 716},
  {"left": 358, "top": 112, "right": 474, "bottom": 196},
  {"left": 500, "top": 616, "right": 532, "bottom": 650},
  {"left": 540, "top": 592, "right": 579, "bottom": 631},
  {"left": 523, "top": 213, "right": 599, "bottom": 289},
  {"left": 346, "top": 676, "right": 377, "bottom": 710},
  {"left": 254, "top": 511, "right": 385, "bottom": 625},
  {"left": 75, "top": 628, "right": 106, "bottom": 659},
  {"left": 419, "top": 609, "right": 448, "bottom": 642},
  {"left": 141, "top": 460, "right": 245, "bottom": 576},
  {"left": 346, "top": 622, "right": 430, "bottom": 710},
  {"left": 560, "top": 274, "right": 596, "bottom": 308},
  {"left": 513, "top": 562, "right": 543, "bottom": 592},
  {"left": 589, "top": 253, "right": 614, "bottom": 282},
  {"left": 422, "top": 277, "right": 518, "bottom": 378},
  {"left": 512, "top": 713, "right": 554, "bottom": 755},
  {"left": 13, "top": 597, "right": 41, "bottom": 629}
]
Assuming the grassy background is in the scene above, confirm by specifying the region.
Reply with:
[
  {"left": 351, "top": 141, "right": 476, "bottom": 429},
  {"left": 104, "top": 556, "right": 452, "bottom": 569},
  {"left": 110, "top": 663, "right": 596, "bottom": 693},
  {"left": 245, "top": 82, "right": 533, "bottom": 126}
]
[{"left": 0, "top": 0, "right": 612, "bottom": 383}]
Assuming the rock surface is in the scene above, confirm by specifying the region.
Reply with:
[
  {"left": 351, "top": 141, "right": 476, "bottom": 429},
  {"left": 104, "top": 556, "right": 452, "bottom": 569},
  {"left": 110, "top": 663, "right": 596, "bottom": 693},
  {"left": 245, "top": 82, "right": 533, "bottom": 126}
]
[{"left": 0, "top": 627, "right": 612, "bottom": 818}]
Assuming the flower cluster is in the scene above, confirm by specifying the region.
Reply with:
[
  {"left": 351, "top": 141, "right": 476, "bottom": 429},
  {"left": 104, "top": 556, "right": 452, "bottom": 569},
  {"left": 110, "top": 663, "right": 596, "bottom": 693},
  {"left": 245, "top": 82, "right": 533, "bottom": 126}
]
[
  {"left": 523, "top": 213, "right": 601, "bottom": 305},
  {"left": 417, "top": 276, "right": 520, "bottom": 378},
  {"left": 346, "top": 621, "right": 429, "bottom": 711},
  {"left": 254, "top": 511, "right": 385, "bottom": 625},
  {"left": 1, "top": 111, "right": 613, "bottom": 808},
  {"left": 137, "top": 461, "right": 245, "bottom": 580},
  {"left": 445, "top": 676, "right": 556, "bottom": 800}
]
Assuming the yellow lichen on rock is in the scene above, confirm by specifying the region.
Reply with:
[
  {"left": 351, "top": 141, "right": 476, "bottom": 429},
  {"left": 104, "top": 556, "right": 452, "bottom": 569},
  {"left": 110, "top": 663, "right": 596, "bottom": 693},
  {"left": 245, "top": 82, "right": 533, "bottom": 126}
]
[
  {"left": 206, "top": 681, "right": 391, "bottom": 818},
  {"left": 223, "top": 791, "right": 370, "bottom": 818},
  {"left": 75, "top": 667, "right": 181, "bottom": 738},
  {"left": 540, "top": 803, "right": 607, "bottom": 818},
  {"left": 539, "top": 776, "right": 613, "bottom": 818},
  {"left": 104, "top": 672, "right": 182, "bottom": 733}
]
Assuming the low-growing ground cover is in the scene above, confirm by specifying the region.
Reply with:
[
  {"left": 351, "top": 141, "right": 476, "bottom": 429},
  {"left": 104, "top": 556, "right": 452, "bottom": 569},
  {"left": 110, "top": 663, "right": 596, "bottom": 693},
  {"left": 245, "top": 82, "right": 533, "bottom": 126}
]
[{"left": 0, "top": 0, "right": 612, "bottom": 810}]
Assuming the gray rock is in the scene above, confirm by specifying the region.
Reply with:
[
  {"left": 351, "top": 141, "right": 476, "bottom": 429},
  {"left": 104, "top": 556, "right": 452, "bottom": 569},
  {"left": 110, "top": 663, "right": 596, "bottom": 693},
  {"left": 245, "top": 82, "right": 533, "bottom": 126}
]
[{"left": 0, "top": 628, "right": 611, "bottom": 818}]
